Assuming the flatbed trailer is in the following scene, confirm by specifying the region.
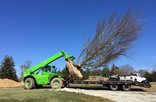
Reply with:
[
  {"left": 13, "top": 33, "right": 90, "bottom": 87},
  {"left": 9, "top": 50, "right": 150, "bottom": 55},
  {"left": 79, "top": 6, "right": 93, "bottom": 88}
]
[{"left": 64, "top": 80, "right": 151, "bottom": 91}]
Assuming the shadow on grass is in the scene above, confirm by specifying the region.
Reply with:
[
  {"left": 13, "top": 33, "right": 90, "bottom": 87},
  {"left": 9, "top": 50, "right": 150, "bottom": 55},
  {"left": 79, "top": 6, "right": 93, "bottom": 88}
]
[
  {"left": 0, "top": 99, "right": 46, "bottom": 102},
  {"left": 38, "top": 85, "right": 146, "bottom": 92},
  {"left": 0, "top": 85, "right": 146, "bottom": 92},
  {"left": 69, "top": 86, "right": 146, "bottom": 92}
]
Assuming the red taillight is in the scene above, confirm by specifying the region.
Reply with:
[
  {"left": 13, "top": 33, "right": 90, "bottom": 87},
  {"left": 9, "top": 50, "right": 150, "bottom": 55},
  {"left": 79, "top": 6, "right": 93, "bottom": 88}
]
[{"left": 130, "top": 76, "right": 133, "bottom": 79}]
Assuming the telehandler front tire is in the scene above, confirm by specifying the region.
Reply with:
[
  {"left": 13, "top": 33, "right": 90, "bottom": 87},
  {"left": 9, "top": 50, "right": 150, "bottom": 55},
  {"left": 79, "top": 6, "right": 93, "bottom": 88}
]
[
  {"left": 24, "top": 78, "right": 35, "bottom": 89},
  {"left": 50, "top": 78, "right": 62, "bottom": 89}
]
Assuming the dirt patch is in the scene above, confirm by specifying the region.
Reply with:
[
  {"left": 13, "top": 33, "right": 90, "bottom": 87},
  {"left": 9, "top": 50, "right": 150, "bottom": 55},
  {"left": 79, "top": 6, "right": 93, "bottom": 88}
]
[{"left": 0, "top": 79, "right": 23, "bottom": 88}]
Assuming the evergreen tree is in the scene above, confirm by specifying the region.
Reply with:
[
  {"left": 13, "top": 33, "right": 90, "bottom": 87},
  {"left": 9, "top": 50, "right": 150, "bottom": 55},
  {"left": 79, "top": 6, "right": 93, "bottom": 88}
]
[
  {"left": 0, "top": 55, "right": 18, "bottom": 81},
  {"left": 81, "top": 68, "right": 91, "bottom": 80},
  {"left": 110, "top": 64, "right": 119, "bottom": 75},
  {"left": 144, "top": 71, "right": 152, "bottom": 81},
  {"left": 102, "top": 66, "right": 110, "bottom": 77},
  {"left": 91, "top": 69, "right": 101, "bottom": 76},
  {"left": 151, "top": 70, "right": 156, "bottom": 82},
  {"left": 61, "top": 67, "right": 69, "bottom": 79},
  {"left": 0, "top": 65, "right": 2, "bottom": 78}
]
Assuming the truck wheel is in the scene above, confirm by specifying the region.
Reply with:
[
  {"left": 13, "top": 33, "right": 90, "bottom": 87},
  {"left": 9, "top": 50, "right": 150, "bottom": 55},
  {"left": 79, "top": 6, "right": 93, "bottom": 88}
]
[
  {"left": 51, "top": 78, "right": 62, "bottom": 89},
  {"left": 110, "top": 85, "right": 118, "bottom": 91},
  {"left": 122, "top": 85, "right": 131, "bottom": 91},
  {"left": 24, "top": 78, "right": 35, "bottom": 89}
]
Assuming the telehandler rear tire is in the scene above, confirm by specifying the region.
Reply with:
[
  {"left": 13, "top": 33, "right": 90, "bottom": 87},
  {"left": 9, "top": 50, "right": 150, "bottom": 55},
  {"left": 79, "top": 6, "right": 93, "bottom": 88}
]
[
  {"left": 51, "top": 78, "right": 62, "bottom": 89},
  {"left": 24, "top": 78, "right": 35, "bottom": 89}
]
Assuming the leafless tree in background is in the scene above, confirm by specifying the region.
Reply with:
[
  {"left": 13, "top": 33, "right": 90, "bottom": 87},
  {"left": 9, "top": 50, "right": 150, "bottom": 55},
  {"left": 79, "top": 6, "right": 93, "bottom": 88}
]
[
  {"left": 137, "top": 69, "right": 147, "bottom": 76},
  {"left": 19, "top": 60, "right": 32, "bottom": 81},
  {"left": 20, "top": 60, "right": 32, "bottom": 70},
  {"left": 118, "top": 64, "right": 134, "bottom": 75},
  {"left": 78, "top": 10, "right": 141, "bottom": 69}
]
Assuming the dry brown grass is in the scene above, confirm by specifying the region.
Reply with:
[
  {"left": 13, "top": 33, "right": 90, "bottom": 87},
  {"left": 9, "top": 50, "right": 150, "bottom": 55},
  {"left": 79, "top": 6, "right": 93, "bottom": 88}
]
[
  {"left": 132, "top": 82, "right": 156, "bottom": 92},
  {"left": 151, "top": 82, "right": 156, "bottom": 85}
]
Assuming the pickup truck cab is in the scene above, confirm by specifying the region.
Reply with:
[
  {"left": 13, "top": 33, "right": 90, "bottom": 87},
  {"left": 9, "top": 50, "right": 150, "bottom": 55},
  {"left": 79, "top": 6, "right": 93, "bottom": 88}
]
[{"left": 119, "top": 73, "right": 146, "bottom": 82}]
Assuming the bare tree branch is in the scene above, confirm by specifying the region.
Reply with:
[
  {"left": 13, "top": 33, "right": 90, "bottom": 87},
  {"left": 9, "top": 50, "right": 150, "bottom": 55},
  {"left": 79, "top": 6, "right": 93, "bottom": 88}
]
[
  {"left": 19, "top": 60, "right": 32, "bottom": 80},
  {"left": 78, "top": 10, "right": 141, "bottom": 69}
]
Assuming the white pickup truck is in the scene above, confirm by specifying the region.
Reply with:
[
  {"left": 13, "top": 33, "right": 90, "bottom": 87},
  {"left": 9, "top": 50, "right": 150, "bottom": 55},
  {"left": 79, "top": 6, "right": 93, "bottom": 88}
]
[{"left": 119, "top": 73, "right": 147, "bottom": 82}]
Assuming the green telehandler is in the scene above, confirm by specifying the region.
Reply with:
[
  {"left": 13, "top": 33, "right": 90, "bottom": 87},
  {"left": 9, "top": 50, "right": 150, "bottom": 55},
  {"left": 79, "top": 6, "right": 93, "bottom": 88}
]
[{"left": 23, "top": 50, "right": 74, "bottom": 89}]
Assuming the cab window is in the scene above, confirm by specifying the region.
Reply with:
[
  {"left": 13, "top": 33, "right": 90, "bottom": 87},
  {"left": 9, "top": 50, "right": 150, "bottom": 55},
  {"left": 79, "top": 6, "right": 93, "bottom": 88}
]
[
  {"left": 47, "top": 67, "right": 51, "bottom": 72},
  {"left": 130, "top": 73, "right": 137, "bottom": 76},
  {"left": 42, "top": 67, "right": 55, "bottom": 73}
]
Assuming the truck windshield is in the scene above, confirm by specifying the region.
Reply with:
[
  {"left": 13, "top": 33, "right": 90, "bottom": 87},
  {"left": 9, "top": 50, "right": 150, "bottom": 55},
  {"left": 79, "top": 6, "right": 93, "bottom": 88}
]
[{"left": 130, "top": 73, "right": 137, "bottom": 76}]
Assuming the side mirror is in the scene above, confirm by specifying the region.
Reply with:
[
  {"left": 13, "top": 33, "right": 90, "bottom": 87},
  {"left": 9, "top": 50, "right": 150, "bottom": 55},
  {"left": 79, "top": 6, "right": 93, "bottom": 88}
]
[{"left": 30, "top": 70, "right": 33, "bottom": 74}]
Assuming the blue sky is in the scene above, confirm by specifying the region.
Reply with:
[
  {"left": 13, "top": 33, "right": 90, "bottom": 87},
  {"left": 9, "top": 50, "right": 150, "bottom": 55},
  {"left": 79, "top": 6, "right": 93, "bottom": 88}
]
[{"left": 0, "top": 0, "right": 156, "bottom": 76}]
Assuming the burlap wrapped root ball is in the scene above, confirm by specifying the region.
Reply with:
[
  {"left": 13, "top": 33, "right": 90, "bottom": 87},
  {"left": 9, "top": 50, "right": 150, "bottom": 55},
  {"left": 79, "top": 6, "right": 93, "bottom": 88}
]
[{"left": 65, "top": 59, "right": 83, "bottom": 80}]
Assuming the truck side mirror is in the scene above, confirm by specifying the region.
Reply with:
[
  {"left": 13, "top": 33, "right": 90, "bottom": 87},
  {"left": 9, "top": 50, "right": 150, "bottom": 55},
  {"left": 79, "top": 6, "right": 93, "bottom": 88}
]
[{"left": 30, "top": 71, "right": 33, "bottom": 74}]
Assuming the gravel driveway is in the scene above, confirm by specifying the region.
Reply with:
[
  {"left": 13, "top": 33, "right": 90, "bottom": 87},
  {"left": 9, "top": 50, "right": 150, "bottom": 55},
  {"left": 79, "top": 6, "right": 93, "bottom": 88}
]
[{"left": 52, "top": 88, "right": 156, "bottom": 102}]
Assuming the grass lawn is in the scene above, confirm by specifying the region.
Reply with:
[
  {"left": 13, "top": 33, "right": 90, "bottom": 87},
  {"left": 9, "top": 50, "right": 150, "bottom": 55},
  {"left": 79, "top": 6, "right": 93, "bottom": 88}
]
[{"left": 0, "top": 89, "right": 112, "bottom": 102}]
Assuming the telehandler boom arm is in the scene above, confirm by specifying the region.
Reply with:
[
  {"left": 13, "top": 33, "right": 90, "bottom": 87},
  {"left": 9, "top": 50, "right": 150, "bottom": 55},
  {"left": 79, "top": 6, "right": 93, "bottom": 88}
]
[{"left": 24, "top": 50, "right": 74, "bottom": 74}]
